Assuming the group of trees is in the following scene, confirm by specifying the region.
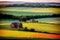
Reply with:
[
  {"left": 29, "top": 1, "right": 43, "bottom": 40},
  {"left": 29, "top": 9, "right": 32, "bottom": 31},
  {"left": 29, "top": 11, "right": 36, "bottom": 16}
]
[
  {"left": 0, "top": 13, "right": 18, "bottom": 20},
  {"left": 0, "top": 13, "right": 60, "bottom": 22}
]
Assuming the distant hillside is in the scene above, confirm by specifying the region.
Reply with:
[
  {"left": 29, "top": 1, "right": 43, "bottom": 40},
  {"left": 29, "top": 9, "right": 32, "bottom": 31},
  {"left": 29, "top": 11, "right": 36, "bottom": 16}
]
[{"left": 0, "top": 3, "right": 60, "bottom": 8}]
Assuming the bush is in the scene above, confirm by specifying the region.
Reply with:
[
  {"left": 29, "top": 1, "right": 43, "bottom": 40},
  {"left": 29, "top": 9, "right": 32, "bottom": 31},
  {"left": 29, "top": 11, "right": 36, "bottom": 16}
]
[{"left": 30, "top": 29, "right": 35, "bottom": 32}]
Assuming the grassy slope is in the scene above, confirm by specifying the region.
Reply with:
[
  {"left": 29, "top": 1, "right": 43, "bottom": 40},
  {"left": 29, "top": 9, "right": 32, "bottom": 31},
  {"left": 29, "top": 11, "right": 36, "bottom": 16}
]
[{"left": 1, "top": 8, "right": 60, "bottom": 16}]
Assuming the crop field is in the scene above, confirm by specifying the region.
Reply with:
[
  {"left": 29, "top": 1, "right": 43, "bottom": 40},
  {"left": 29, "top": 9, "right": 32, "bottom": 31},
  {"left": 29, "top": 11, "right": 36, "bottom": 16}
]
[
  {"left": 0, "top": 7, "right": 60, "bottom": 39},
  {"left": 0, "top": 22, "right": 60, "bottom": 34},
  {"left": 0, "top": 29, "right": 60, "bottom": 39}
]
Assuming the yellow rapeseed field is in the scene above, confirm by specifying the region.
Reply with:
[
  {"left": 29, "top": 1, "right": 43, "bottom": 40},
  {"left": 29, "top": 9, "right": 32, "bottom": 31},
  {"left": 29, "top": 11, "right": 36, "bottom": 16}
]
[
  {"left": 0, "top": 8, "right": 60, "bottom": 13},
  {"left": 0, "top": 22, "right": 60, "bottom": 34},
  {"left": 23, "top": 22, "right": 60, "bottom": 34},
  {"left": 0, "top": 29, "right": 60, "bottom": 39}
]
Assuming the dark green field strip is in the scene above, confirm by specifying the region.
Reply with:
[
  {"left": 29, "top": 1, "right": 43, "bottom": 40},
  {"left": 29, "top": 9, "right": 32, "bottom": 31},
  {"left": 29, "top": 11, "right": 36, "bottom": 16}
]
[{"left": 0, "top": 36, "right": 60, "bottom": 40}]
